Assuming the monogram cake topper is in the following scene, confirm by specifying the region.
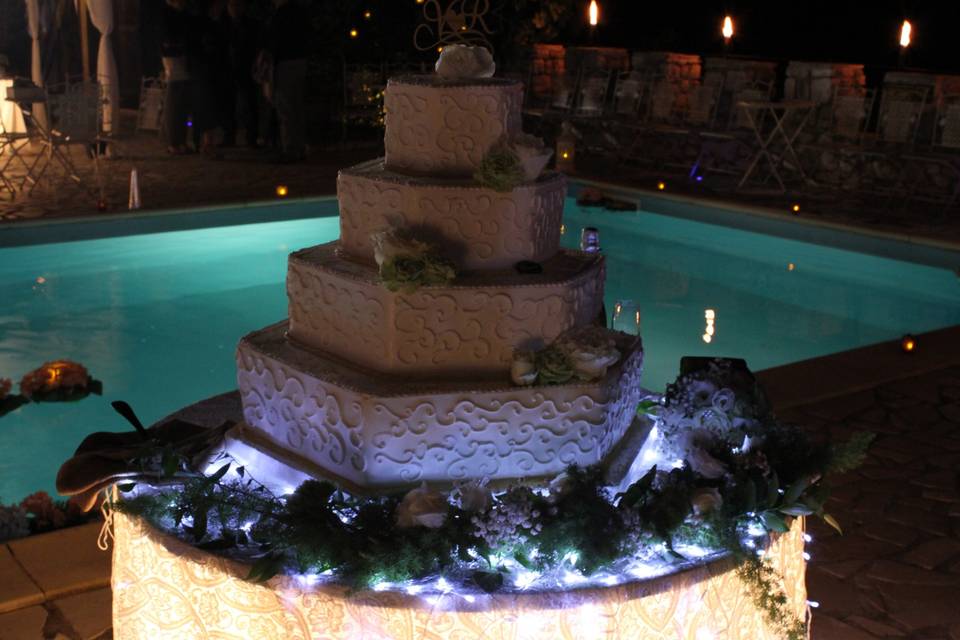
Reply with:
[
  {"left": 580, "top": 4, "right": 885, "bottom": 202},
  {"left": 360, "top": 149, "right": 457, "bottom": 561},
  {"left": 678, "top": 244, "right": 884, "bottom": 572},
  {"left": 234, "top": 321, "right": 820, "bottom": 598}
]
[{"left": 414, "top": 0, "right": 494, "bottom": 53}]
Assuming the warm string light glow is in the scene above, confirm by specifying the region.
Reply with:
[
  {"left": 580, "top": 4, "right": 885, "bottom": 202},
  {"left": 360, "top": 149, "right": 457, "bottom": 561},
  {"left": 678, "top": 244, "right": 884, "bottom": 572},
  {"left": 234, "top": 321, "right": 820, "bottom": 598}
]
[
  {"left": 363, "top": 9, "right": 372, "bottom": 19},
  {"left": 349, "top": 28, "right": 359, "bottom": 38},
  {"left": 657, "top": 181, "right": 666, "bottom": 191},
  {"left": 899, "top": 20, "right": 912, "bottom": 48},
  {"left": 791, "top": 203, "right": 800, "bottom": 213},
  {"left": 703, "top": 309, "right": 716, "bottom": 344},
  {"left": 588, "top": 0, "right": 599, "bottom": 27},
  {"left": 275, "top": 185, "right": 289, "bottom": 197},
  {"left": 722, "top": 15, "right": 734, "bottom": 41},
  {"left": 901, "top": 334, "right": 916, "bottom": 353}
]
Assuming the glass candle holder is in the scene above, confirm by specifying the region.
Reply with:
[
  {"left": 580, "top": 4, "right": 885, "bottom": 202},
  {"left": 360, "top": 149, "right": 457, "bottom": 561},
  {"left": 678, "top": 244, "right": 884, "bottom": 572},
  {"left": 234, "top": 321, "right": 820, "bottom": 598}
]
[
  {"left": 611, "top": 299, "right": 640, "bottom": 335},
  {"left": 580, "top": 227, "right": 601, "bottom": 253}
]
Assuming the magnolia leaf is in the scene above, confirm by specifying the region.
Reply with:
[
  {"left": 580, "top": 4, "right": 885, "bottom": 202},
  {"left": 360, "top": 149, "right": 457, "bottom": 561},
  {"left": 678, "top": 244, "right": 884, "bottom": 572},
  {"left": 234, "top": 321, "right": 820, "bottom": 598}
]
[
  {"left": 760, "top": 510, "right": 789, "bottom": 533},
  {"left": 472, "top": 570, "right": 504, "bottom": 593},
  {"left": 117, "top": 482, "right": 137, "bottom": 493},
  {"left": 822, "top": 513, "right": 843, "bottom": 535},
  {"left": 765, "top": 472, "right": 780, "bottom": 508},
  {"left": 782, "top": 476, "right": 810, "bottom": 507},
  {"left": 779, "top": 504, "right": 815, "bottom": 517},
  {"left": 636, "top": 400, "right": 660, "bottom": 416},
  {"left": 208, "top": 463, "right": 231, "bottom": 484},
  {"left": 247, "top": 555, "right": 284, "bottom": 583},
  {"left": 111, "top": 400, "right": 149, "bottom": 438}
]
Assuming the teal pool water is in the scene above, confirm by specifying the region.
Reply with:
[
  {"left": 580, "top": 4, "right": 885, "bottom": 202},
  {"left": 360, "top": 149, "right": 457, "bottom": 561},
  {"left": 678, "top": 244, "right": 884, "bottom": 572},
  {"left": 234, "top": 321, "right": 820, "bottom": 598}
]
[{"left": 1, "top": 199, "right": 959, "bottom": 502}]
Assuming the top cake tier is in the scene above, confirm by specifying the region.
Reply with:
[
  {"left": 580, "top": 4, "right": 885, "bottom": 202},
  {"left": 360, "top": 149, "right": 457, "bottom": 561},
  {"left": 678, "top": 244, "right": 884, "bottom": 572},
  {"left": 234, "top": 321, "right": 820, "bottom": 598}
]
[{"left": 383, "top": 75, "right": 523, "bottom": 177}]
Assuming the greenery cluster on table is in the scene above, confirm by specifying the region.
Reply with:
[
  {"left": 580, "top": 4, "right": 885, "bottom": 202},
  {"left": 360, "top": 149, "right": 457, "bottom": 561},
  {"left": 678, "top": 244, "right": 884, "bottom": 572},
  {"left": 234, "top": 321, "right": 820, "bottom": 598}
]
[{"left": 109, "top": 359, "right": 872, "bottom": 639}]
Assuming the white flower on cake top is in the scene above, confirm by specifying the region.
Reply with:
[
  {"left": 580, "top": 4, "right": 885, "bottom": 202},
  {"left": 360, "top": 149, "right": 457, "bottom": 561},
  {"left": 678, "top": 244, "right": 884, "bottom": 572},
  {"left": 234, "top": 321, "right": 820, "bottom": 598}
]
[{"left": 435, "top": 44, "right": 496, "bottom": 79}]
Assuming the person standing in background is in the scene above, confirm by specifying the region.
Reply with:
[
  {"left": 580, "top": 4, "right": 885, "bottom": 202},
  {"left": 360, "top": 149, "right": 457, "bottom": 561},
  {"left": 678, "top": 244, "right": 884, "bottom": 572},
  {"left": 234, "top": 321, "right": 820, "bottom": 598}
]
[
  {"left": 224, "top": 0, "right": 260, "bottom": 148},
  {"left": 160, "top": 0, "right": 192, "bottom": 154},
  {"left": 264, "top": 0, "right": 310, "bottom": 163}
]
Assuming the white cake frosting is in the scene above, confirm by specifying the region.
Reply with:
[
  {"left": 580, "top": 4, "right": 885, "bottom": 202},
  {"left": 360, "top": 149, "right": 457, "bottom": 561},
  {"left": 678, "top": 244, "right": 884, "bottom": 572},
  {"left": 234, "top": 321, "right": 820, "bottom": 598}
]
[
  {"left": 383, "top": 76, "right": 523, "bottom": 177},
  {"left": 232, "top": 66, "right": 653, "bottom": 490},
  {"left": 237, "top": 322, "right": 644, "bottom": 488},
  {"left": 286, "top": 243, "right": 605, "bottom": 377},
  {"left": 338, "top": 160, "right": 566, "bottom": 270}
]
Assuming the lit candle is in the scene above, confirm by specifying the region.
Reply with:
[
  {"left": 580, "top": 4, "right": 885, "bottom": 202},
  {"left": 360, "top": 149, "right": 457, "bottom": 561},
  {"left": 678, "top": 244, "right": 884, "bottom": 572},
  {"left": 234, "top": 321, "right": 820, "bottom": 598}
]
[
  {"left": 722, "top": 16, "right": 734, "bottom": 43},
  {"left": 588, "top": 0, "right": 599, "bottom": 27}
]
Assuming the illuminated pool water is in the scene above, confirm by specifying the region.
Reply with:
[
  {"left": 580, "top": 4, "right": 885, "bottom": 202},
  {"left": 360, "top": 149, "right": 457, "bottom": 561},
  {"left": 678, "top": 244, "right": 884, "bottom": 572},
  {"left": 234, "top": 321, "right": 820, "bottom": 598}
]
[{"left": 1, "top": 197, "right": 958, "bottom": 501}]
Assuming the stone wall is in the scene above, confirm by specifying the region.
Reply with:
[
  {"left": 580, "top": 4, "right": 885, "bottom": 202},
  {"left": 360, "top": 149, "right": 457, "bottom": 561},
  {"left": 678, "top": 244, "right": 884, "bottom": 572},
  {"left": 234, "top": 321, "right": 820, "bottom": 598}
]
[
  {"left": 526, "top": 44, "right": 566, "bottom": 100},
  {"left": 629, "top": 51, "right": 702, "bottom": 118},
  {"left": 785, "top": 61, "right": 865, "bottom": 103},
  {"left": 565, "top": 46, "right": 630, "bottom": 74}
]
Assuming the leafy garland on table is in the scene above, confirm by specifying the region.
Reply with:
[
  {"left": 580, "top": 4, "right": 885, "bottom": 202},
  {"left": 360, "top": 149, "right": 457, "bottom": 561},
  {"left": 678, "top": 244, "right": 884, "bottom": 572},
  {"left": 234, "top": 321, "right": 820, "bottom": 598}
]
[{"left": 107, "top": 359, "right": 871, "bottom": 638}]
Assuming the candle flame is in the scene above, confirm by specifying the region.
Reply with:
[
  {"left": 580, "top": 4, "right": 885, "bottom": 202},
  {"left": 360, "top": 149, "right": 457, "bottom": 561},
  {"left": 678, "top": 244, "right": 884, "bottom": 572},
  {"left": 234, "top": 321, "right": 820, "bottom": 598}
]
[
  {"left": 899, "top": 20, "right": 911, "bottom": 48},
  {"left": 588, "top": 0, "right": 599, "bottom": 26},
  {"left": 722, "top": 16, "right": 734, "bottom": 40}
]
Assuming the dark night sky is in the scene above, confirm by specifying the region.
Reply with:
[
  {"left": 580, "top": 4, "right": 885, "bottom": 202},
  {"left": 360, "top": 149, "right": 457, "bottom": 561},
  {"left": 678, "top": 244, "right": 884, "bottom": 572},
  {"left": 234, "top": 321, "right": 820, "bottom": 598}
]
[{"left": 590, "top": 1, "right": 954, "bottom": 73}]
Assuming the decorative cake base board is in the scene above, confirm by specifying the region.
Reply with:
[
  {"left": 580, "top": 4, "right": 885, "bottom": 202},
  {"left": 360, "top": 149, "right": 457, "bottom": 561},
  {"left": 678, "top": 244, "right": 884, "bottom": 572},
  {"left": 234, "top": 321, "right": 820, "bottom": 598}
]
[{"left": 111, "top": 512, "right": 807, "bottom": 639}]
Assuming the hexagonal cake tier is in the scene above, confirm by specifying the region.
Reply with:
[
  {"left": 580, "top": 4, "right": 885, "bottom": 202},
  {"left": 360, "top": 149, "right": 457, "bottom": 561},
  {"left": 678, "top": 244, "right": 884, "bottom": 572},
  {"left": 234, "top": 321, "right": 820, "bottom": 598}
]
[
  {"left": 236, "top": 321, "right": 644, "bottom": 489},
  {"left": 286, "top": 242, "right": 605, "bottom": 378}
]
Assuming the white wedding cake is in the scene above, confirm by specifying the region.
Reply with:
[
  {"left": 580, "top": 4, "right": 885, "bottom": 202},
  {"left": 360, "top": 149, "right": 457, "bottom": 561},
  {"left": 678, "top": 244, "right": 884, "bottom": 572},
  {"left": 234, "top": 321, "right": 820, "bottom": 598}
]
[{"left": 234, "top": 47, "right": 646, "bottom": 491}]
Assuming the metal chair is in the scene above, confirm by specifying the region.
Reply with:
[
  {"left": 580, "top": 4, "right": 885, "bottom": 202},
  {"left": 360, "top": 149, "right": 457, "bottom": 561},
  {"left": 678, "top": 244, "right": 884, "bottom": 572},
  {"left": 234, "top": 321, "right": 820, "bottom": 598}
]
[
  {"left": 21, "top": 81, "right": 103, "bottom": 196},
  {"left": 876, "top": 85, "right": 929, "bottom": 146},
  {"left": 902, "top": 93, "right": 960, "bottom": 211}
]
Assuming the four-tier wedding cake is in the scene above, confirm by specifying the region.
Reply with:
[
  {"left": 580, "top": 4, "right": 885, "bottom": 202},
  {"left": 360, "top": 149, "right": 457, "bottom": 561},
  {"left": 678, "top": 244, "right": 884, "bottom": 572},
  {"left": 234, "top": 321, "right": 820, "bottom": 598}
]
[{"left": 234, "top": 46, "right": 646, "bottom": 491}]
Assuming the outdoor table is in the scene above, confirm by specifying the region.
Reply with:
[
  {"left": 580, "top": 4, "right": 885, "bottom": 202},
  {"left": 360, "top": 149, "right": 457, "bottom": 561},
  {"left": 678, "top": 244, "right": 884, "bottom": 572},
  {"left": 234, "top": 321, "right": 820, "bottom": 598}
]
[
  {"left": 736, "top": 99, "right": 815, "bottom": 192},
  {"left": 1, "top": 78, "right": 27, "bottom": 141}
]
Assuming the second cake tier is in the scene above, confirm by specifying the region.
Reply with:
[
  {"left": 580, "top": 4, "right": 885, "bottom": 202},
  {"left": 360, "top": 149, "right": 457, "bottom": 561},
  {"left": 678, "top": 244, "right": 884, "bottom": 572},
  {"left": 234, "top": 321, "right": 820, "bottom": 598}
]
[
  {"left": 338, "top": 159, "right": 566, "bottom": 271},
  {"left": 287, "top": 242, "right": 605, "bottom": 378}
]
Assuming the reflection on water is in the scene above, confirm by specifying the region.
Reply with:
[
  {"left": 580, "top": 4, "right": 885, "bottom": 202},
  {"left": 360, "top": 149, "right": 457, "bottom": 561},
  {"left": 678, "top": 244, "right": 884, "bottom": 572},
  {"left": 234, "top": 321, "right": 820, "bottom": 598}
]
[{"left": 1, "top": 203, "right": 960, "bottom": 501}]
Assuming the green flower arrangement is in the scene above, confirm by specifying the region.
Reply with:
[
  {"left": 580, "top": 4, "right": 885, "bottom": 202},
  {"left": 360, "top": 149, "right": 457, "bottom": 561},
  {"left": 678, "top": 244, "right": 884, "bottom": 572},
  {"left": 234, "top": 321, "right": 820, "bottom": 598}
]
[
  {"left": 474, "top": 147, "right": 525, "bottom": 192},
  {"left": 371, "top": 229, "right": 457, "bottom": 293}
]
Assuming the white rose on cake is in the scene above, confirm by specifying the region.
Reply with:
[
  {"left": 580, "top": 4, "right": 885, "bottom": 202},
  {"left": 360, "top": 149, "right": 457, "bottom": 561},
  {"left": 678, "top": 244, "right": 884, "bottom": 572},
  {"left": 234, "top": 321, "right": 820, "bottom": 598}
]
[
  {"left": 556, "top": 326, "right": 621, "bottom": 381},
  {"left": 510, "top": 350, "right": 539, "bottom": 386},
  {"left": 396, "top": 483, "right": 449, "bottom": 529},
  {"left": 505, "top": 133, "right": 553, "bottom": 182},
  {"left": 371, "top": 229, "right": 431, "bottom": 268},
  {"left": 435, "top": 44, "right": 495, "bottom": 79}
]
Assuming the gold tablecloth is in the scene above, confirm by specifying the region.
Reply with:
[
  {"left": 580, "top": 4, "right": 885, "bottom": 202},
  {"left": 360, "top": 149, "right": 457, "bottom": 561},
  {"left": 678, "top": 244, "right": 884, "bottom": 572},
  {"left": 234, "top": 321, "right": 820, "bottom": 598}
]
[{"left": 112, "top": 512, "right": 807, "bottom": 639}]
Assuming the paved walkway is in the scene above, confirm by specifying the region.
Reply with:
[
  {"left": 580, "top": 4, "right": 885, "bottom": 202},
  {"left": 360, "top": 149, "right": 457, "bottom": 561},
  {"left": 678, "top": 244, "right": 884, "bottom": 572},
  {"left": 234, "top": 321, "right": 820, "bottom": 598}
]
[{"left": 781, "top": 369, "right": 960, "bottom": 640}]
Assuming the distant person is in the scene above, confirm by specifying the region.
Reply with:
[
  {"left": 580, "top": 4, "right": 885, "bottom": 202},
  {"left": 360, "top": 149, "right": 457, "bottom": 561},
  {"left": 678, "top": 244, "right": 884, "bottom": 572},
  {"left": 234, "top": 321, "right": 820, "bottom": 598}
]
[
  {"left": 223, "top": 0, "right": 260, "bottom": 148},
  {"left": 264, "top": 0, "right": 310, "bottom": 163},
  {"left": 160, "top": 0, "right": 192, "bottom": 154},
  {"left": 188, "top": 0, "right": 224, "bottom": 155}
]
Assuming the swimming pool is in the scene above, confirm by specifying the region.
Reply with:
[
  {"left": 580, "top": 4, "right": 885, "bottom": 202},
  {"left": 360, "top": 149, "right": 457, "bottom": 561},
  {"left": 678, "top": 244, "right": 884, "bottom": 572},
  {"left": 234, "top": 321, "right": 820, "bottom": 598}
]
[{"left": 1, "top": 195, "right": 959, "bottom": 501}]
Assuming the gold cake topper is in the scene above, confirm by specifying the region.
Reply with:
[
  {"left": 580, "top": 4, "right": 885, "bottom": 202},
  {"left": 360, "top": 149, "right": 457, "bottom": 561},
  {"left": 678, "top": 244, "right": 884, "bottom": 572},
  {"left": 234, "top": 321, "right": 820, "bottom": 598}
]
[{"left": 414, "top": 0, "right": 494, "bottom": 52}]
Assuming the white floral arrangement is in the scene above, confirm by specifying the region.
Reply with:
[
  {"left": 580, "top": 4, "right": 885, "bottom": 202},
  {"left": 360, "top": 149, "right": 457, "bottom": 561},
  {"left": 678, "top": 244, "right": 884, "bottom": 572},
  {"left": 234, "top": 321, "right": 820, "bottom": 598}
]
[
  {"left": 435, "top": 44, "right": 495, "bottom": 79},
  {"left": 371, "top": 229, "right": 457, "bottom": 293},
  {"left": 510, "top": 326, "right": 622, "bottom": 386},
  {"left": 474, "top": 134, "right": 552, "bottom": 192},
  {"left": 644, "top": 359, "right": 771, "bottom": 477}
]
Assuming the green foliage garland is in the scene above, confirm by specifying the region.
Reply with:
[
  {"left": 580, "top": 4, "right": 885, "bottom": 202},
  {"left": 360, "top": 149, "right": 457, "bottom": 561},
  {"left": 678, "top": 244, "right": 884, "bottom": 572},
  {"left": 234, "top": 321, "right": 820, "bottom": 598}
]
[
  {"left": 380, "top": 255, "right": 457, "bottom": 293},
  {"left": 474, "top": 147, "right": 525, "bottom": 192}
]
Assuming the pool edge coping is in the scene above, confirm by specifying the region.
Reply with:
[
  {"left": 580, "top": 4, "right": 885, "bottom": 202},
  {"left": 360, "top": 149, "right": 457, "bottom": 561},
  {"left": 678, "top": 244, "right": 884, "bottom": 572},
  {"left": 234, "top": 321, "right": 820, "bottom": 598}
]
[{"left": 574, "top": 176, "right": 960, "bottom": 255}]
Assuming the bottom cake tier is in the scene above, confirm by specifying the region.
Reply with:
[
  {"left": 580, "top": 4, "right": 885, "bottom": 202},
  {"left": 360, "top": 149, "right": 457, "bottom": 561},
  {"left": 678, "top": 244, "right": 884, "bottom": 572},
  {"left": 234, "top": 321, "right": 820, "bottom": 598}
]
[
  {"left": 236, "top": 321, "right": 645, "bottom": 490},
  {"left": 111, "top": 511, "right": 808, "bottom": 640}
]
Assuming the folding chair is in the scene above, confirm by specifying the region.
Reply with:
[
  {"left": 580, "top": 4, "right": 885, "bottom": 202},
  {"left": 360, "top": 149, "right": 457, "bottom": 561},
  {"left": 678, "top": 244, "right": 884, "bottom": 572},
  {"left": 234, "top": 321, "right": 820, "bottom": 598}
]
[
  {"left": 21, "top": 81, "right": 103, "bottom": 196},
  {"left": 902, "top": 93, "right": 960, "bottom": 211}
]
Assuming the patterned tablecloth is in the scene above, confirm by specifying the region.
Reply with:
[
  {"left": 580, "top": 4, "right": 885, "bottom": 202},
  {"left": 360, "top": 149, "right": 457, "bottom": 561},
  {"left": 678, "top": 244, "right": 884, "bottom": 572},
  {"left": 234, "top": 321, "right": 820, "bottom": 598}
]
[{"left": 111, "top": 511, "right": 808, "bottom": 639}]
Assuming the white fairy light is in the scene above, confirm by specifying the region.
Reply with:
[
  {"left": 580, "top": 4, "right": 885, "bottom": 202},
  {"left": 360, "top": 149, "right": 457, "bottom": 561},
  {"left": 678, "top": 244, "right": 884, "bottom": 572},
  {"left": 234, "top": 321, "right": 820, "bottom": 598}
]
[
  {"left": 671, "top": 459, "right": 685, "bottom": 469},
  {"left": 802, "top": 552, "right": 811, "bottom": 561},
  {"left": 405, "top": 584, "right": 423, "bottom": 595},
  {"left": 807, "top": 600, "right": 820, "bottom": 608},
  {"left": 601, "top": 575, "right": 620, "bottom": 586},
  {"left": 372, "top": 581, "right": 392, "bottom": 592},
  {"left": 463, "top": 594, "right": 476, "bottom": 603},
  {"left": 563, "top": 570, "right": 588, "bottom": 586},
  {"left": 434, "top": 577, "right": 451, "bottom": 592},
  {"left": 803, "top": 533, "right": 812, "bottom": 543},
  {"left": 513, "top": 568, "right": 540, "bottom": 589},
  {"left": 563, "top": 551, "right": 580, "bottom": 567}
]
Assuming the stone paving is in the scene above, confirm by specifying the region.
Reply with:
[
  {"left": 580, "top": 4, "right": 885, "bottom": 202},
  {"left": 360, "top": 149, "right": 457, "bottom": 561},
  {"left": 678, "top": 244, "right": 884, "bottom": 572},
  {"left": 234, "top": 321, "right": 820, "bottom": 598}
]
[{"left": 779, "top": 368, "right": 960, "bottom": 640}]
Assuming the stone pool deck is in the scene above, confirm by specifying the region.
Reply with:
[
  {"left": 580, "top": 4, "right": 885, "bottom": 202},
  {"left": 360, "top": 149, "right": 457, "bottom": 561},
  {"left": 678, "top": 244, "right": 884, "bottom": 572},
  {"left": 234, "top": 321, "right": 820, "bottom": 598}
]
[{"left": 0, "top": 326, "right": 958, "bottom": 638}]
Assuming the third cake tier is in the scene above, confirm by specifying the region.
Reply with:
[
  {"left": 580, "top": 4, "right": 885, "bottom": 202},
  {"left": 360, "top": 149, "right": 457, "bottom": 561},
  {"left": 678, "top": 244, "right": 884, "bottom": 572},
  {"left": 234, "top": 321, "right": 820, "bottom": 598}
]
[{"left": 287, "top": 242, "right": 605, "bottom": 378}]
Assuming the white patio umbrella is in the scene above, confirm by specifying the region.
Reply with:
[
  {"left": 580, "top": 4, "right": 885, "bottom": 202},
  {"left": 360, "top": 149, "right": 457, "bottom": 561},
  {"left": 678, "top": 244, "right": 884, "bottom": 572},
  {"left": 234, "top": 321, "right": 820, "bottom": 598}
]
[
  {"left": 24, "top": 0, "right": 47, "bottom": 129},
  {"left": 86, "top": 0, "right": 119, "bottom": 134}
]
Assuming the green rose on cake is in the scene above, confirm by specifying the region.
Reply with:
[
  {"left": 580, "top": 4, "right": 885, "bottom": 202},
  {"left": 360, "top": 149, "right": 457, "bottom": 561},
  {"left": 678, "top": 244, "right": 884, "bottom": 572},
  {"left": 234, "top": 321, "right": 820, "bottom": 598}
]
[{"left": 372, "top": 229, "right": 457, "bottom": 293}]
